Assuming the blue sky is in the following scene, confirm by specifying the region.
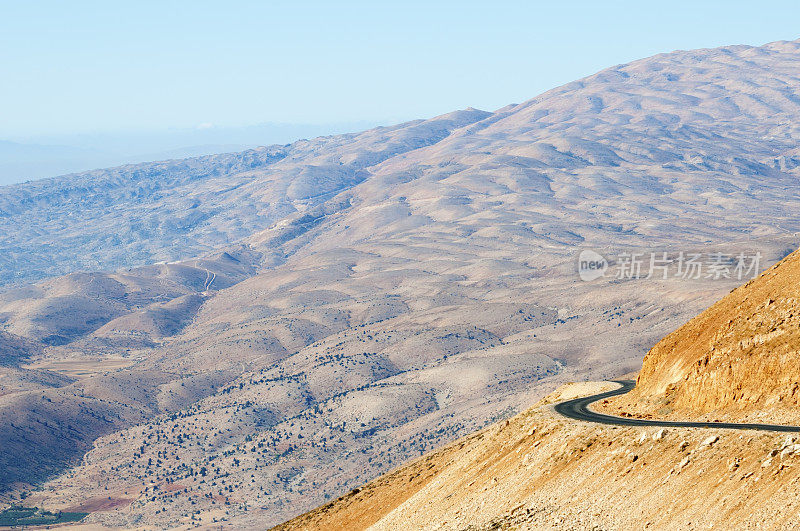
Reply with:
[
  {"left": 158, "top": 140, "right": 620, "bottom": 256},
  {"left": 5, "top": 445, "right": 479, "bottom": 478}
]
[{"left": 2, "top": 0, "right": 800, "bottom": 137}]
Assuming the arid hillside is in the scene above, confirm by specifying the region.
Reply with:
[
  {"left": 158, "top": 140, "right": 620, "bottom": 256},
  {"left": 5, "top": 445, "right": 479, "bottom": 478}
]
[
  {"left": 276, "top": 381, "right": 800, "bottom": 530},
  {"left": 607, "top": 247, "right": 800, "bottom": 422},
  {"left": 7, "top": 39, "right": 800, "bottom": 528},
  {"left": 277, "top": 245, "right": 800, "bottom": 529}
]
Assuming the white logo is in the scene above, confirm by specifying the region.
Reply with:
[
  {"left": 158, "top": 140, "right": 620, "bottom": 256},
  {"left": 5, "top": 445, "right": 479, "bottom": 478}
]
[{"left": 578, "top": 250, "right": 608, "bottom": 281}]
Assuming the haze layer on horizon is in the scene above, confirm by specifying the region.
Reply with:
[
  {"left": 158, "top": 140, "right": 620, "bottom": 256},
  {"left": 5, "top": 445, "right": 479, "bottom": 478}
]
[{"left": 2, "top": 0, "right": 799, "bottom": 184}]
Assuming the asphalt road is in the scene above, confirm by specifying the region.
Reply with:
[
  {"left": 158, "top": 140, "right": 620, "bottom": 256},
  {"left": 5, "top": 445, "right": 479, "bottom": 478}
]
[{"left": 554, "top": 380, "right": 800, "bottom": 433}]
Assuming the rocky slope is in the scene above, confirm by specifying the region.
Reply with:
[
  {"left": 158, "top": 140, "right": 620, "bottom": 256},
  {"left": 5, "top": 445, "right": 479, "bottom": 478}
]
[
  {"left": 6, "top": 39, "right": 800, "bottom": 527},
  {"left": 606, "top": 247, "right": 800, "bottom": 422},
  {"left": 277, "top": 382, "right": 800, "bottom": 530}
]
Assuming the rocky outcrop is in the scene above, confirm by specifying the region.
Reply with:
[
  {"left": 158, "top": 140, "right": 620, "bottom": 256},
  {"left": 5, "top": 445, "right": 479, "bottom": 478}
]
[{"left": 618, "top": 248, "right": 800, "bottom": 419}]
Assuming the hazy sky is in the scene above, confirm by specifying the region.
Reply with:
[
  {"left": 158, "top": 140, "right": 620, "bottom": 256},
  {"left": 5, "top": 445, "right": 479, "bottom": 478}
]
[{"left": 3, "top": 0, "right": 800, "bottom": 137}]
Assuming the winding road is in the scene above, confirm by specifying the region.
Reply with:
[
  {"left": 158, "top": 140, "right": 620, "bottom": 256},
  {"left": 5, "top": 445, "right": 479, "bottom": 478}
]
[{"left": 555, "top": 380, "right": 800, "bottom": 433}]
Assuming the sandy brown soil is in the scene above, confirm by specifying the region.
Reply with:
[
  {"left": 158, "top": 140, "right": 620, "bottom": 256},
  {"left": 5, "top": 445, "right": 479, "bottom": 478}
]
[
  {"left": 604, "top": 247, "right": 800, "bottom": 425},
  {"left": 278, "top": 382, "right": 800, "bottom": 530}
]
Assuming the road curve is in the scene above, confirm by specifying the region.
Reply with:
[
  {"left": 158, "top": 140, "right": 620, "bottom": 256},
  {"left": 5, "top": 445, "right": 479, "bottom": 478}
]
[{"left": 555, "top": 380, "right": 800, "bottom": 433}]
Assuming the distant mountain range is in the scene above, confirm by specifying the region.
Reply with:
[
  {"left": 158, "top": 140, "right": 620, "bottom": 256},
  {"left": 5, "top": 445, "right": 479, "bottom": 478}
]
[{"left": 0, "top": 121, "right": 383, "bottom": 186}]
